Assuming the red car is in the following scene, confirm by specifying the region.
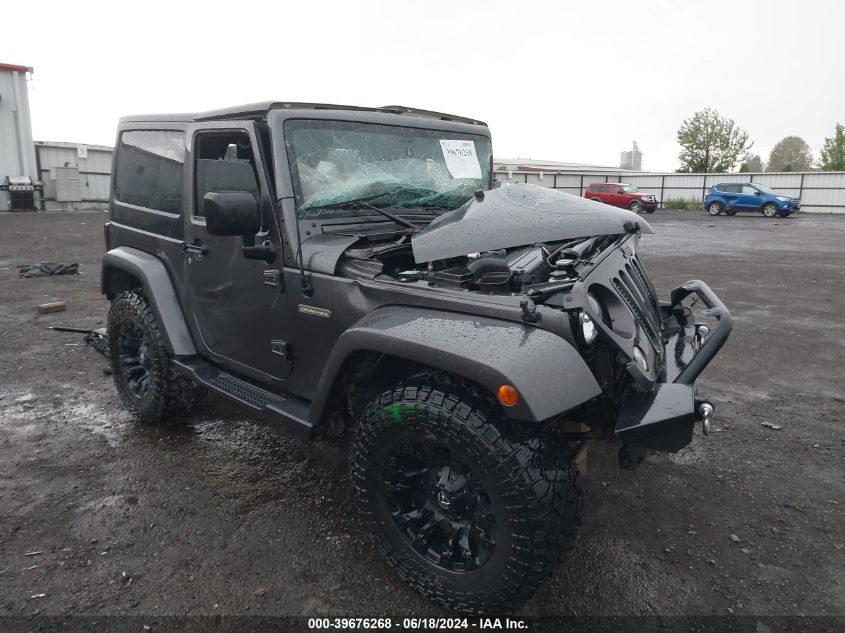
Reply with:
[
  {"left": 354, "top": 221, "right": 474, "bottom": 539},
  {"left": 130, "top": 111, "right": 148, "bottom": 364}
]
[{"left": 585, "top": 183, "right": 657, "bottom": 214}]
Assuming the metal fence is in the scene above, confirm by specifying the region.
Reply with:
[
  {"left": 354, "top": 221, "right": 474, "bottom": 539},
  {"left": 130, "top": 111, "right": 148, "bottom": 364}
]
[{"left": 493, "top": 169, "right": 845, "bottom": 213}]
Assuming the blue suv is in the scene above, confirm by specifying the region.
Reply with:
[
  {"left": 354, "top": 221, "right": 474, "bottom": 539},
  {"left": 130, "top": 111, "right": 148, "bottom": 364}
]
[{"left": 704, "top": 183, "right": 800, "bottom": 218}]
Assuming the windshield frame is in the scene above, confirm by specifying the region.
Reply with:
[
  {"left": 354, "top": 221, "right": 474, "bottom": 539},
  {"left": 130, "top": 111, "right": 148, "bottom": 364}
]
[{"left": 268, "top": 109, "right": 493, "bottom": 232}]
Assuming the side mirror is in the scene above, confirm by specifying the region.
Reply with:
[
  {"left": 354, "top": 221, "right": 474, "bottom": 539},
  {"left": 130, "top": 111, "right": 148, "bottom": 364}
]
[
  {"left": 754, "top": 190, "right": 761, "bottom": 195},
  {"left": 204, "top": 191, "right": 260, "bottom": 236}
]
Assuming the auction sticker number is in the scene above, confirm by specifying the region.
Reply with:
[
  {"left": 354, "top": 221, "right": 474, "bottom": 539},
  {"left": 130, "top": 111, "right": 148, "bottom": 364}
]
[{"left": 439, "top": 139, "right": 482, "bottom": 179}]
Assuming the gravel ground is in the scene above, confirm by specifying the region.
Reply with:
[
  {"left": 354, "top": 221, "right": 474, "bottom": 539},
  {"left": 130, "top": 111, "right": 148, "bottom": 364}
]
[{"left": 0, "top": 210, "right": 843, "bottom": 624}]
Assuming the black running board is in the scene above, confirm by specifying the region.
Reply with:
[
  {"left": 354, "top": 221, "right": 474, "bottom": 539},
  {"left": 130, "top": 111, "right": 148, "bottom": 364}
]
[{"left": 173, "top": 358, "right": 314, "bottom": 439}]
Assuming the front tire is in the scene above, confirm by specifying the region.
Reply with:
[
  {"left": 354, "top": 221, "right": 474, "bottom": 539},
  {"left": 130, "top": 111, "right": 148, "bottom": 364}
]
[
  {"left": 762, "top": 202, "right": 779, "bottom": 217},
  {"left": 708, "top": 202, "right": 724, "bottom": 216},
  {"left": 350, "top": 374, "right": 581, "bottom": 615},
  {"left": 629, "top": 201, "right": 643, "bottom": 214},
  {"left": 108, "top": 290, "right": 205, "bottom": 424}
]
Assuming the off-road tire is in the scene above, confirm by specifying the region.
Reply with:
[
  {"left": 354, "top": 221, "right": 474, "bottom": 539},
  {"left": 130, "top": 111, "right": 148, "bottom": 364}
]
[
  {"left": 708, "top": 202, "right": 724, "bottom": 216},
  {"left": 762, "top": 202, "right": 779, "bottom": 218},
  {"left": 629, "top": 201, "right": 643, "bottom": 214},
  {"left": 108, "top": 290, "right": 205, "bottom": 424},
  {"left": 350, "top": 373, "right": 581, "bottom": 615}
]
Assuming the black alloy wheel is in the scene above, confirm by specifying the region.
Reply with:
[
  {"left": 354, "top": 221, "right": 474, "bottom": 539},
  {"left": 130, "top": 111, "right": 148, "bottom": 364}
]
[{"left": 383, "top": 433, "right": 496, "bottom": 572}]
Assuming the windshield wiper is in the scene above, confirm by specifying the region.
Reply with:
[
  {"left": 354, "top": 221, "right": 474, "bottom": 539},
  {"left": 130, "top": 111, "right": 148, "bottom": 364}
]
[{"left": 308, "top": 196, "right": 420, "bottom": 231}]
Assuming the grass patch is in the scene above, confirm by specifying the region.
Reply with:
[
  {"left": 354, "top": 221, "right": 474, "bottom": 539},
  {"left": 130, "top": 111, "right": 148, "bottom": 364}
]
[{"left": 662, "top": 197, "right": 702, "bottom": 210}]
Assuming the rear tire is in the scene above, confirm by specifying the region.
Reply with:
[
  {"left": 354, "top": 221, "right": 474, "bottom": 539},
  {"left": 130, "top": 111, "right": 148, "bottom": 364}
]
[
  {"left": 350, "top": 373, "right": 581, "bottom": 615},
  {"left": 590, "top": 197, "right": 602, "bottom": 202},
  {"left": 708, "top": 202, "right": 724, "bottom": 216},
  {"left": 762, "top": 202, "right": 778, "bottom": 218},
  {"left": 108, "top": 290, "right": 205, "bottom": 424}
]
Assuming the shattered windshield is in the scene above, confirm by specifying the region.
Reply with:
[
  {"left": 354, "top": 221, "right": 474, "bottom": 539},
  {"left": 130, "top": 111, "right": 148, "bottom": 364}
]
[{"left": 284, "top": 119, "right": 492, "bottom": 219}]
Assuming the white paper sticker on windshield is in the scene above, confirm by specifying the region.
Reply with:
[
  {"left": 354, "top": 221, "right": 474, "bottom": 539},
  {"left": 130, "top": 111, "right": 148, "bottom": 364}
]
[{"left": 439, "top": 140, "right": 482, "bottom": 179}]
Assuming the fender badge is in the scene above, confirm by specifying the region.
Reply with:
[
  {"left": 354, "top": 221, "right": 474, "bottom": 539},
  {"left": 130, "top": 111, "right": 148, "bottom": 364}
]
[{"left": 298, "top": 304, "right": 332, "bottom": 319}]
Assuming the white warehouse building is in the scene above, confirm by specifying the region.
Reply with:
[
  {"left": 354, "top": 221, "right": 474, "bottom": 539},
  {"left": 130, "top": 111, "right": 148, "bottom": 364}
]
[
  {"left": 1, "top": 62, "right": 112, "bottom": 211},
  {"left": 0, "top": 62, "right": 39, "bottom": 210}
]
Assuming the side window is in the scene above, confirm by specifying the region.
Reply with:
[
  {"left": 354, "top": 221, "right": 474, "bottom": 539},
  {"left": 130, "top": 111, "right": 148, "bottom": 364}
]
[
  {"left": 720, "top": 184, "right": 740, "bottom": 193},
  {"left": 596, "top": 185, "right": 608, "bottom": 193},
  {"left": 194, "top": 131, "right": 260, "bottom": 217},
  {"left": 741, "top": 184, "right": 758, "bottom": 195},
  {"left": 114, "top": 130, "right": 185, "bottom": 213}
]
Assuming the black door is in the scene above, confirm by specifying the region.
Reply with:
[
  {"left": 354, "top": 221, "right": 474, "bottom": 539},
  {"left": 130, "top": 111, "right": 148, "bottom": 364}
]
[{"left": 181, "top": 122, "right": 291, "bottom": 383}]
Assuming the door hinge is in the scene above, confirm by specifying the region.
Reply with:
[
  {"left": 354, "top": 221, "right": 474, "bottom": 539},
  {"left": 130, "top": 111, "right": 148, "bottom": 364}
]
[{"left": 263, "top": 269, "right": 283, "bottom": 289}]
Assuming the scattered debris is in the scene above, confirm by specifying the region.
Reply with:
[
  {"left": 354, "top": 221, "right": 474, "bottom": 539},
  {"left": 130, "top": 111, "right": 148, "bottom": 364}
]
[
  {"left": 49, "top": 326, "right": 109, "bottom": 355},
  {"left": 24, "top": 565, "right": 39, "bottom": 571},
  {"left": 741, "top": 547, "right": 753, "bottom": 554},
  {"left": 37, "top": 302, "right": 66, "bottom": 314},
  {"left": 761, "top": 422, "right": 783, "bottom": 430},
  {"left": 18, "top": 262, "right": 79, "bottom": 278},
  {"left": 24, "top": 551, "right": 43, "bottom": 557},
  {"left": 30, "top": 593, "right": 47, "bottom": 599},
  {"left": 729, "top": 534, "right": 741, "bottom": 542},
  {"left": 16, "top": 394, "right": 36, "bottom": 404}
]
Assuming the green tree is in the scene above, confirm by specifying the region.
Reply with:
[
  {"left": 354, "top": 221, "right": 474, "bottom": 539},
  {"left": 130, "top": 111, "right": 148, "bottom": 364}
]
[
  {"left": 739, "top": 154, "right": 764, "bottom": 172},
  {"left": 767, "top": 136, "right": 813, "bottom": 172},
  {"left": 818, "top": 123, "right": 845, "bottom": 171},
  {"left": 676, "top": 108, "right": 752, "bottom": 173}
]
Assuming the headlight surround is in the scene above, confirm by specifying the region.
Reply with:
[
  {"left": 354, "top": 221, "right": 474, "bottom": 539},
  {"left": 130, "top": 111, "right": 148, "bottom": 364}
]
[{"left": 579, "top": 293, "right": 602, "bottom": 345}]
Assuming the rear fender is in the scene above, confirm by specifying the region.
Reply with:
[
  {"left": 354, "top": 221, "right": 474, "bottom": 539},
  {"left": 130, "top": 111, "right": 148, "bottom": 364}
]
[
  {"left": 309, "top": 306, "right": 602, "bottom": 426},
  {"left": 101, "top": 247, "right": 196, "bottom": 356}
]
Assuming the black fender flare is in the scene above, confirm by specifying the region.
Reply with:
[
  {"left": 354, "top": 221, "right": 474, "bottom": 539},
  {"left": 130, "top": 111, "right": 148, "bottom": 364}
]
[
  {"left": 308, "top": 306, "right": 602, "bottom": 425},
  {"left": 101, "top": 247, "right": 196, "bottom": 356}
]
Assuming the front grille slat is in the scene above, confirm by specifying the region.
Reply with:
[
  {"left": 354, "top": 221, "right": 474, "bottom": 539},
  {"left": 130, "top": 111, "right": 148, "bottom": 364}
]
[
  {"left": 623, "top": 264, "right": 662, "bottom": 337},
  {"left": 611, "top": 252, "right": 664, "bottom": 356}
]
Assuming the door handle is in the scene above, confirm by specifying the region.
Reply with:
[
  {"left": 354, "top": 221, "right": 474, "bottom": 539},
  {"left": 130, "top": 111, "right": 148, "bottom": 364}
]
[{"left": 181, "top": 241, "right": 209, "bottom": 256}]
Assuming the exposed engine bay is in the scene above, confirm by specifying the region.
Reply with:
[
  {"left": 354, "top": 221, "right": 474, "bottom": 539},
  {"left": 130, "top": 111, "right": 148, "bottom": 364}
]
[{"left": 340, "top": 234, "right": 620, "bottom": 299}]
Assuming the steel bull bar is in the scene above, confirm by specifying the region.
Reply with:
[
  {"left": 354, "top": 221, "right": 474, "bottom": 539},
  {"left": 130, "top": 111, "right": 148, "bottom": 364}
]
[{"left": 615, "top": 280, "right": 733, "bottom": 454}]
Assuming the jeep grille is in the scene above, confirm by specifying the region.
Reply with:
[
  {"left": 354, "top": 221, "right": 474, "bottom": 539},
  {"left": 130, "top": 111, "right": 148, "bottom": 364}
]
[{"left": 611, "top": 255, "right": 663, "bottom": 353}]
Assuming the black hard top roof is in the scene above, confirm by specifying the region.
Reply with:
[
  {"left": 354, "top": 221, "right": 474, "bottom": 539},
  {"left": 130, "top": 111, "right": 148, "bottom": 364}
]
[{"left": 120, "top": 101, "right": 487, "bottom": 127}]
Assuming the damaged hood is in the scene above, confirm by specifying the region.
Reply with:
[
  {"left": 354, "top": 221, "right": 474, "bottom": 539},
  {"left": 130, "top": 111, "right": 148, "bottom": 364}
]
[{"left": 411, "top": 184, "right": 653, "bottom": 263}]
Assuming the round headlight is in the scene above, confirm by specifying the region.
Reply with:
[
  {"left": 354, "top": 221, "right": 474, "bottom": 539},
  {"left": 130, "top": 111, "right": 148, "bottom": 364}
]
[
  {"left": 579, "top": 311, "right": 597, "bottom": 344},
  {"left": 632, "top": 346, "right": 649, "bottom": 373},
  {"left": 579, "top": 294, "right": 602, "bottom": 345}
]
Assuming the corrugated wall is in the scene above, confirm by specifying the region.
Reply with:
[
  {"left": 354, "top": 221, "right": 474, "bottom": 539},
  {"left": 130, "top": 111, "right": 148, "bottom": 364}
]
[
  {"left": 494, "top": 169, "right": 845, "bottom": 213},
  {"left": 35, "top": 142, "right": 112, "bottom": 210},
  {"left": 0, "top": 68, "right": 39, "bottom": 210}
]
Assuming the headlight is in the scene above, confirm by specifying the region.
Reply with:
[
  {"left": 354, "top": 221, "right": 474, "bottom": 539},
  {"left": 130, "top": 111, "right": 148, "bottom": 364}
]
[
  {"left": 579, "top": 293, "right": 602, "bottom": 345},
  {"left": 632, "top": 346, "right": 649, "bottom": 373},
  {"left": 776, "top": 196, "right": 789, "bottom": 202}
]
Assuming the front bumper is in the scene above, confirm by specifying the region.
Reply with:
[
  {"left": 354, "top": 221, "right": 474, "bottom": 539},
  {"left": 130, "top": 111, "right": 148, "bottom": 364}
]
[{"left": 615, "top": 280, "right": 732, "bottom": 452}]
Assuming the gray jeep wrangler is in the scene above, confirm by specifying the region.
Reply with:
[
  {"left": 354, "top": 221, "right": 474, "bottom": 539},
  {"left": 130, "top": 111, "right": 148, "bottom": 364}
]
[{"left": 101, "top": 102, "right": 732, "bottom": 614}]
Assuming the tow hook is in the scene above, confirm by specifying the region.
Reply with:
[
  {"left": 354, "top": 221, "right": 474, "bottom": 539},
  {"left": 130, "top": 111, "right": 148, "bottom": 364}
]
[{"left": 697, "top": 401, "right": 714, "bottom": 435}]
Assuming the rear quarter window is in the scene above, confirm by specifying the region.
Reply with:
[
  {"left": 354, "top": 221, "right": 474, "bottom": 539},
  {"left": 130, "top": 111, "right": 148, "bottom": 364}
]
[{"left": 114, "top": 130, "right": 185, "bottom": 213}]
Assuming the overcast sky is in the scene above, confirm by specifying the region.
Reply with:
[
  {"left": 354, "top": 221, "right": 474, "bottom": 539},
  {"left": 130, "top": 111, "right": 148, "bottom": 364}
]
[{"left": 3, "top": 0, "right": 843, "bottom": 171}]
